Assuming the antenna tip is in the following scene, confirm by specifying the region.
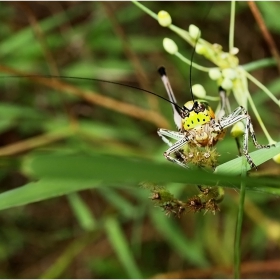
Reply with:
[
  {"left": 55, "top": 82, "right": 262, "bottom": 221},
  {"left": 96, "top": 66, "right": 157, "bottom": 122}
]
[{"left": 158, "top": 66, "right": 166, "bottom": 77}]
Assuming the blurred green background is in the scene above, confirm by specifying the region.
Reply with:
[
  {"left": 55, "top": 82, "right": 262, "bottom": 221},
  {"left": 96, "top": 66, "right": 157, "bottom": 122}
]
[{"left": 0, "top": 1, "right": 280, "bottom": 278}]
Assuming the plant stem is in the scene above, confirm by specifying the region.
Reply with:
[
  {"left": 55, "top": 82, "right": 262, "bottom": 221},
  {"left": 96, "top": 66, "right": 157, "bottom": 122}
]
[
  {"left": 245, "top": 70, "right": 279, "bottom": 106},
  {"left": 246, "top": 91, "right": 275, "bottom": 144},
  {"left": 131, "top": 1, "right": 158, "bottom": 20},
  {"left": 175, "top": 52, "right": 211, "bottom": 72},
  {"left": 242, "top": 57, "right": 276, "bottom": 72},
  {"left": 229, "top": 1, "right": 236, "bottom": 52},
  {"left": 234, "top": 155, "right": 247, "bottom": 278}
]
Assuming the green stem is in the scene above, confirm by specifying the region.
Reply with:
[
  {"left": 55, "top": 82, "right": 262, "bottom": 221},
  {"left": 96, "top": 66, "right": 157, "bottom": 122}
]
[
  {"left": 234, "top": 156, "right": 247, "bottom": 278},
  {"left": 246, "top": 92, "right": 275, "bottom": 143},
  {"left": 131, "top": 1, "right": 158, "bottom": 20},
  {"left": 245, "top": 70, "right": 279, "bottom": 106},
  {"left": 242, "top": 58, "right": 276, "bottom": 72},
  {"left": 229, "top": 1, "right": 236, "bottom": 52},
  {"left": 175, "top": 52, "right": 211, "bottom": 72},
  {"left": 169, "top": 24, "right": 193, "bottom": 45},
  {"left": 132, "top": 1, "right": 195, "bottom": 46},
  {"left": 203, "top": 95, "right": 220, "bottom": 101}
]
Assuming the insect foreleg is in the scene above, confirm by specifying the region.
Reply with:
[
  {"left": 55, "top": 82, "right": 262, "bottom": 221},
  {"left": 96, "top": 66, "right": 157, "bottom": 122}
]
[
  {"left": 157, "top": 129, "right": 183, "bottom": 144},
  {"left": 157, "top": 129, "right": 190, "bottom": 168}
]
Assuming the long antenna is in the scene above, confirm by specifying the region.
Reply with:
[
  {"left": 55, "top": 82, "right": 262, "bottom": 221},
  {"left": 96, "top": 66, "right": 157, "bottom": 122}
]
[
  {"left": 189, "top": 36, "right": 199, "bottom": 102},
  {"left": 0, "top": 74, "right": 183, "bottom": 111},
  {"left": 158, "top": 66, "right": 183, "bottom": 129}
]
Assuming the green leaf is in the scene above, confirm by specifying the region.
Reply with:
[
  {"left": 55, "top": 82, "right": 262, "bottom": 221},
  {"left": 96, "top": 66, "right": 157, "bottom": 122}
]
[
  {"left": 98, "top": 188, "right": 137, "bottom": 219},
  {"left": 151, "top": 211, "right": 208, "bottom": 266},
  {"left": 215, "top": 142, "right": 280, "bottom": 174},
  {"left": 0, "top": 179, "right": 98, "bottom": 211},
  {"left": 0, "top": 144, "right": 279, "bottom": 211},
  {"left": 104, "top": 217, "right": 142, "bottom": 278},
  {"left": 67, "top": 193, "right": 96, "bottom": 231}
]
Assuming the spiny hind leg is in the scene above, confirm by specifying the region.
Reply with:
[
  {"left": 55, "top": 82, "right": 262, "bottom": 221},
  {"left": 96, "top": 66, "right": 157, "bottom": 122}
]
[
  {"left": 219, "top": 106, "right": 273, "bottom": 170},
  {"left": 246, "top": 115, "right": 273, "bottom": 149},
  {"left": 243, "top": 112, "right": 274, "bottom": 169},
  {"left": 157, "top": 128, "right": 190, "bottom": 168},
  {"left": 242, "top": 122, "right": 257, "bottom": 170}
]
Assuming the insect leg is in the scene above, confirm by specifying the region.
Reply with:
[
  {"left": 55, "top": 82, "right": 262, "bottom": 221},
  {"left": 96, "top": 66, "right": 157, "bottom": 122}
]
[
  {"left": 219, "top": 106, "right": 273, "bottom": 169},
  {"left": 217, "top": 86, "right": 243, "bottom": 156},
  {"left": 157, "top": 128, "right": 190, "bottom": 168},
  {"left": 242, "top": 116, "right": 257, "bottom": 169},
  {"left": 157, "top": 128, "right": 182, "bottom": 146}
]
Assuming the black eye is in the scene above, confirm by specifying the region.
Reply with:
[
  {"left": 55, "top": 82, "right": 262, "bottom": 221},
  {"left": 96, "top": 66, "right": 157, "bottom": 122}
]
[{"left": 194, "top": 102, "right": 205, "bottom": 113}]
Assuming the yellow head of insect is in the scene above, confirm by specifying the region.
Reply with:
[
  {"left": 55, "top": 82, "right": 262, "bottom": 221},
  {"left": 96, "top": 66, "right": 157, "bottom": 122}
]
[{"left": 182, "top": 101, "right": 215, "bottom": 130}]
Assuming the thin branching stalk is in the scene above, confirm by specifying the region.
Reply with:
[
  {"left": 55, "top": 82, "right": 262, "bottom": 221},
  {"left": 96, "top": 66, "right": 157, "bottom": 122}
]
[
  {"left": 132, "top": 1, "right": 157, "bottom": 20},
  {"left": 246, "top": 92, "right": 275, "bottom": 143},
  {"left": 174, "top": 52, "right": 211, "bottom": 72},
  {"left": 231, "top": 2, "right": 245, "bottom": 276},
  {"left": 234, "top": 156, "right": 247, "bottom": 278},
  {"left": 245, "top": 70, "right": 279, "bottom": 106}
]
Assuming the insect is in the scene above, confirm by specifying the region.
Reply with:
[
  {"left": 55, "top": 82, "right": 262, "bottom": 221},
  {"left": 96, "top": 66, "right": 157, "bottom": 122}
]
[
  {"left": 2, "top": 65, "right": 272, "bottom": 171},
  {"left": 157, "top": 66, "right": 273, "bottom": 170}
]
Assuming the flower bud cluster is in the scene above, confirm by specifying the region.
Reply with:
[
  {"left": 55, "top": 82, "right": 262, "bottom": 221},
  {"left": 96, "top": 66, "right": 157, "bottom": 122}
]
[{"left": 209, "top": 67, "right": 237, "bottom": 90}]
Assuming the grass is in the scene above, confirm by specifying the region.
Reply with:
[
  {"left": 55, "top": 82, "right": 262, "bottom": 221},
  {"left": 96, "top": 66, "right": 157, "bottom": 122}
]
[{"left": 0, "top": 2, "right": 279, "bottom": 278}]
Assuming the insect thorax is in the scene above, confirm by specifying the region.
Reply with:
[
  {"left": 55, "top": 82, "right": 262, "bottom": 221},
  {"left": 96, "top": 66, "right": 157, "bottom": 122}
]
[
  {"left": 187, "top": 122, "right": 226, "bottom": 147},
  {"left": 182, "top": 101, "right": 215, "bottom": 130},
  {"left": 181, "top": 101, "right": 225, "bottom": 147}
]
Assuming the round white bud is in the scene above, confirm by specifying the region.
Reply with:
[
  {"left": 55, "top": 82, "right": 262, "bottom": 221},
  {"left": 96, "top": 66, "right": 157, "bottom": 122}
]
[
  {"left": 158, "top": 11, "right": 172, "bottom": 27},
  {"left": 209, "top": 68, "right": 222, "bottom": 80},
  {"left": 222, "top": 68, "right": 237, "bottom": 80},
  {"left": 221, "top": 78, "right": 233, "bottom": 90},
  {"left": 273, "top": 153, "right": 280, "bottom": 164},
  {"left": 189, "top": 24, "right": 201, "bottom": 39},
  {"left": 192, "top": 84, "right": 206, "bottom": 98},
  {"left": 230, "top": 121, "right": 245, "bottom": 138},
  {"left": 230, "top": 47, "right": 239, "bottom": 55},
  {"left": 195, "top": 44, "right": 206, "bottom": 55},
  {"left": 163, "top": 38, "right": 178, "bottom": 54}
]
